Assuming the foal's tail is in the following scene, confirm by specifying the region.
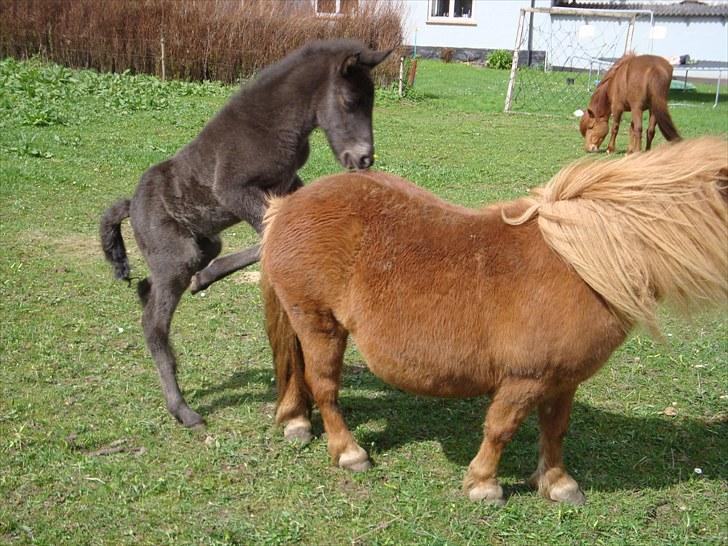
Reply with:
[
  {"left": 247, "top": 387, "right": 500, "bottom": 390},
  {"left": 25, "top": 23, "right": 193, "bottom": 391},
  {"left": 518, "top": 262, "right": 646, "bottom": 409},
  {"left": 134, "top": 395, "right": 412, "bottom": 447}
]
[
  {"left": 504, "top": 137, "right": 728, "bottom": 336},
  {"left": 100, "top": 198, "right": 131, "bottom": 281},
  {"left": 261, "top": 272, "right": 309, "bottom": 423}
]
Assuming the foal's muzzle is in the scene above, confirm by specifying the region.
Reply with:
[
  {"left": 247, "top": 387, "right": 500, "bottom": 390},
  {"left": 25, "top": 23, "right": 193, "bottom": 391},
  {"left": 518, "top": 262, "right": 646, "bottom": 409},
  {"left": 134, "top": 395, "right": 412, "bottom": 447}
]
[{"left": 342, "top": 150, "right": 374, "bottom": 171}]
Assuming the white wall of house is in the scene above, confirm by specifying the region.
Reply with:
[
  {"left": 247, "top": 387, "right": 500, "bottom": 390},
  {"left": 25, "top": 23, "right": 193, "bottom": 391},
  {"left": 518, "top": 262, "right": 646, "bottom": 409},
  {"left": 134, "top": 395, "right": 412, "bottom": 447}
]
[
  {"left": 401, "top": 0, "right": 552, "bottom": 52},
  {"left": 400, "top": 0, "right": 727, "bottom": 80}
]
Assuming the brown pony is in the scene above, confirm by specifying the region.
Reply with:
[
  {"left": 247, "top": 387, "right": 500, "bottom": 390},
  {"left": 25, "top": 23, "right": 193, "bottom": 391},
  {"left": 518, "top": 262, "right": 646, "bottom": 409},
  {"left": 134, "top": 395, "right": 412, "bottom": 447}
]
[
  {"left": 261, "top": 138, "right": 727, "bottom": 505},
  {"left": 580, "top": 53, "right": 680, "bottom": 154}
]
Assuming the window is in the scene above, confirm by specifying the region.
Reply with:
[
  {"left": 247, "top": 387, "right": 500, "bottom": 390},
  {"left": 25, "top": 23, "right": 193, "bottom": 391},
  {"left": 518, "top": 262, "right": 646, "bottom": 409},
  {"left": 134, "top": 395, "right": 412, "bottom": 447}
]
[
  {"left": 429, "top": 0, "right": 473, "bottom": 20},
  {"left": 315, "top": 0, "right": 358, "bottom": 15}
]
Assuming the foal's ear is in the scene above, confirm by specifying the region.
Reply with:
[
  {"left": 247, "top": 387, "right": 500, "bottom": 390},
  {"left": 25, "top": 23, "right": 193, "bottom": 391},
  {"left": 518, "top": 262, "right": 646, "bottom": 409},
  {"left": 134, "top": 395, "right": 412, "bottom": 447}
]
[
  {"left": 587, "top": 108, "right": 595, "bottom": 119},
  {"left": 358, "top": 47, "right": 394, "bottom": 68},
  {"left": 340, "top": 53, "right": 361, "bottom": 77}
]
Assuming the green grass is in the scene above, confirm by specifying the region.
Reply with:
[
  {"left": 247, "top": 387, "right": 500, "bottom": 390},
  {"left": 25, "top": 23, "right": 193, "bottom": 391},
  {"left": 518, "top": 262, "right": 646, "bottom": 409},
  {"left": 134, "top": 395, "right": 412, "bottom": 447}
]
[{"left": 1, "top": 57, "right": 727, "bottom": 545}]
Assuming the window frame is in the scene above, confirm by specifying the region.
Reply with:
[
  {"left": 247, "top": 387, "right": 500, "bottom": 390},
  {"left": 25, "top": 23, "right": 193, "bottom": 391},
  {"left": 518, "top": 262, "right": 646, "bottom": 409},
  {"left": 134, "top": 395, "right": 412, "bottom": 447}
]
[
  {"left": 314, "top": 0, "right": 357, "bottom": 17},
  {"left": 426, "top": 0, "right": 477, "bottom": 26}
]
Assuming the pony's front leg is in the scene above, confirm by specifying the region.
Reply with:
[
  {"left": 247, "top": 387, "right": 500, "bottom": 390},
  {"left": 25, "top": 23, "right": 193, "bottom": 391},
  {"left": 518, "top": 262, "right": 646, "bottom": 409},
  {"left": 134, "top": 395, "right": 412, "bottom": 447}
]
[
  {"left": 464, "top": 380, "right": 542, "bottom": 504},
  {"left": 300, "top": 327, "right": 370, "bottom": 471},
  {"left": 529, "top": 388, "right": 585, "bottom": 505},
  {"left": 607, "top": 110, "right": 622, "bottom": 154}
]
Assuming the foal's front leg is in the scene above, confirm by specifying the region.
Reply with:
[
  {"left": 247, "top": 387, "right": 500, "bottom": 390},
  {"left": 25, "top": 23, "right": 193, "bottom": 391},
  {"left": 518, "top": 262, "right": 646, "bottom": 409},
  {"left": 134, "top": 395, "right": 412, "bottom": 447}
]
[
  {"left": 191, "top": 176, "right": 304, "bottom": 293},
  {"left": 464, "top": 379, "right": 543, "bottom": 504},
  {"left": 529, "top": 388, "right": 585, "bottom": 505},
  {"left": 606, "top": 110, "right": 622, "bottom": 154}
]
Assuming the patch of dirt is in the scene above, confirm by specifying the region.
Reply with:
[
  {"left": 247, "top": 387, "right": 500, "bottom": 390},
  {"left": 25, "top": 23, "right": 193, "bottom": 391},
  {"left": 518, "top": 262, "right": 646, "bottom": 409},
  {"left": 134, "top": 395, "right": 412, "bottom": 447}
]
[{"left": 231, "top": 271, "right": 261, "bottom": 284}]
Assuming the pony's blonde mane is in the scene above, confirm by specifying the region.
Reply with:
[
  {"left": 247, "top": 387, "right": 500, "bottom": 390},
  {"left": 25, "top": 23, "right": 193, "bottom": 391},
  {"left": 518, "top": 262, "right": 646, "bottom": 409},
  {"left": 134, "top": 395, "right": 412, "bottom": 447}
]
[{"left": 504, "top": 137, "right": 728, "bottom": 335}]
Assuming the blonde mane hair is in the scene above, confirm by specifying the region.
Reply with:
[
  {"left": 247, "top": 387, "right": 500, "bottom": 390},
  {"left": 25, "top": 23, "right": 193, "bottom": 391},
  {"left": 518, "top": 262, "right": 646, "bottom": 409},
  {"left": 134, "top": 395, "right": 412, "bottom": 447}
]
[{"left": 504, "top": 137, "right": 728, "bottom": 335}]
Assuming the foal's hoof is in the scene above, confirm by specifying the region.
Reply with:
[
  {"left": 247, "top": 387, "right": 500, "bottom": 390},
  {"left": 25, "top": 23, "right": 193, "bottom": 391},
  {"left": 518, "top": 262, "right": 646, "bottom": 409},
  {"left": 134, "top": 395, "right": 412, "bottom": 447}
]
[
  {"left": 189, "top": 274, "right": 204, "bottom": 294},
  {"left": 548, "top": 480, "right": 586, "bottom": 505},
  {"left": 338, "top": 446, "right": 371, "bottom": 472},
  {"left": 176, "top": 407, "right": 205, "bottom": 429},
  {"left": 467, "top": 480, "right": 505, "bottom": 505}
]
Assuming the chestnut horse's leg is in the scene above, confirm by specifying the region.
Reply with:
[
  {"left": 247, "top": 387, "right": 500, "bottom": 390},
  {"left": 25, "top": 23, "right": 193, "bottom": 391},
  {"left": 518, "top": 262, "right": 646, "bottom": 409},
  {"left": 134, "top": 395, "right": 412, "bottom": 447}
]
[
  {"left": 464, "top": 379, "right": 544, "bottom": 504},
  {"left": 645, "top": 111, "right": 658, "bottom": 151},
  {"left": 607, "top": 109, "right": 623, "bottom": 154},
  {"left": 298, "top": 321, "right": 371, "bottom": 471},
  {"left": 529, "top": 388, "right": 585, "bottom": 505},
  {"left": 628, "top": 107, "right": 644, "bottom": 154}
]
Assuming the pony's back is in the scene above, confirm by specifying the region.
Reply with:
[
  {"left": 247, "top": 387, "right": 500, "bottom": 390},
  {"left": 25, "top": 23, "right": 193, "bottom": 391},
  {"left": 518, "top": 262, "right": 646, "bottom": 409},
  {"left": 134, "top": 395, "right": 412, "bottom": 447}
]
[{"left": 505, "top": 137, "right": 728, "bottom": 334}]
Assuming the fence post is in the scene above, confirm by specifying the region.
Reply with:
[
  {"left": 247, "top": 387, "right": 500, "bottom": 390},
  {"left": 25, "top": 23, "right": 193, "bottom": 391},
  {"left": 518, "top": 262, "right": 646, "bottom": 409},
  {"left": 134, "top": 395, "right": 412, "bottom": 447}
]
[
  {"left": 398, "top": 56, "right": 404, "bottom": 97},
  {"left": 160, "top": 32, "right": 166, "bottom": 81}
]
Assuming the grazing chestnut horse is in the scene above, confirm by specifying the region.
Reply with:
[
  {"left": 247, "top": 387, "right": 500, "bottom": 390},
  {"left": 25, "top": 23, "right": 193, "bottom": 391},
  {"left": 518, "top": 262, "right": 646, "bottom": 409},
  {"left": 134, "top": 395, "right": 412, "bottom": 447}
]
[
  {"left": 580, "top": 53, "right": 680, "bottom": 153},
  {"left": 261, "top": 138, "right": 727, "bottom": 505}
]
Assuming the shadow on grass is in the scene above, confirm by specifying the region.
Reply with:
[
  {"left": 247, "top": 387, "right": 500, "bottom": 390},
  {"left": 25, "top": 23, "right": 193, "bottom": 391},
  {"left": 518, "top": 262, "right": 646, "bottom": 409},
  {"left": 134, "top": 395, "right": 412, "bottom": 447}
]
[{"left": 192, "top": 365, "right": 727, "bottom": 493}]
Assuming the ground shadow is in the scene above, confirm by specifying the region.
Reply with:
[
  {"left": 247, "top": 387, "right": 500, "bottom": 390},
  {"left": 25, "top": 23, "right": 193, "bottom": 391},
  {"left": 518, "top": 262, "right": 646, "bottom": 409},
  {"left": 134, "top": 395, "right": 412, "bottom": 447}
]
[{"left": 192, "top": 364, "right": 727, "bottom": 493}]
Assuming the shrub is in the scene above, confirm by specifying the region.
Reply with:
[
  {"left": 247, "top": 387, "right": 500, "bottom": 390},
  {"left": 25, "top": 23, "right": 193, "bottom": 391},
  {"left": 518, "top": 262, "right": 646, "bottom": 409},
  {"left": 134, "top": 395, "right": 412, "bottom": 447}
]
[
  {"left": 0, "top": 0, "right": 404, "bottom": 84},
  {"left": 487, "top": 49, "right": 512, "bottom": 70},
  {"left": 439, "top": 48, "right": 455, "bottom": 63}
]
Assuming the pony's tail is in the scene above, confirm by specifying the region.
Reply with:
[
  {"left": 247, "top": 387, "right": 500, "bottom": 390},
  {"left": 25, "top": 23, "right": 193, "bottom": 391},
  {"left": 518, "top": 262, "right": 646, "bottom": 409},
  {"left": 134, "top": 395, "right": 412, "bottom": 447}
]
[
  {"left": 261, "top": 196, "right": 311, "bottom": 424},
  {"left": 261, "top": 272, "right": 309, "bottom": 424},
  {"left": 504, "top": 137, "right": 728, "bottom": 336},
  {"left": 100, "top": 198, "right": 131, "bottom": 281},
  {"left": 653, "top": 97, "right": 681, "bottom": 141}
]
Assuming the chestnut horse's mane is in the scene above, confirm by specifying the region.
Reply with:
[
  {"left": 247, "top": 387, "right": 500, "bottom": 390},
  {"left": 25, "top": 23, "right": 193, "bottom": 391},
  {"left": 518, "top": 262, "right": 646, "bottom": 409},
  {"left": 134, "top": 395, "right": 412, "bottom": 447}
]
[
  {"left": 504, "top": 137, "right": 728, "bottom": 335},
  {"left": 588, "top": 52, "right": 636, "bottom": 115}
]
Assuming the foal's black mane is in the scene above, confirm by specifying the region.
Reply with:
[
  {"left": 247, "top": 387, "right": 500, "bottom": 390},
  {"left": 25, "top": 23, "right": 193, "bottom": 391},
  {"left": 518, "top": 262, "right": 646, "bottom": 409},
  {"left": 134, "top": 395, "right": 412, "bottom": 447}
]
[{"left": 239, "top": 39, "right": 367, "bottom": 95}]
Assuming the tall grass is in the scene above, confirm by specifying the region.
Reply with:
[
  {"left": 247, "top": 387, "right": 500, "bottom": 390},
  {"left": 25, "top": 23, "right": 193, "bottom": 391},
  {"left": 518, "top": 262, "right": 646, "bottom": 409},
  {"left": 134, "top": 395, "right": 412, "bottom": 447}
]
[{"left": 0, "top": 0, "right": 403, "bottom": 83}]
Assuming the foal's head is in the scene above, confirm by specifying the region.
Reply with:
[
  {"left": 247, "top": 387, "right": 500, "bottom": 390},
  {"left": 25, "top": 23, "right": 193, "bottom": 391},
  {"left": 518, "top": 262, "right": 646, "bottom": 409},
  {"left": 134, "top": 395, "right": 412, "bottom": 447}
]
[
  {"left": 579, "top": 108, "right": 609, "bottom": 152},
  {"left": 315, "top": 41, "right": 392, "bottom": 170}
]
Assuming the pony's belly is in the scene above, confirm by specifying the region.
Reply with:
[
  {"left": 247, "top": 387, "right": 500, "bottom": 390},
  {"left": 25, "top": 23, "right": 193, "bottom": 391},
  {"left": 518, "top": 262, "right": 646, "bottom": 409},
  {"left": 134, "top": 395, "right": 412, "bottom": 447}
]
[{"left": 353, "top": 337, "right": 492, "bottom": 398}]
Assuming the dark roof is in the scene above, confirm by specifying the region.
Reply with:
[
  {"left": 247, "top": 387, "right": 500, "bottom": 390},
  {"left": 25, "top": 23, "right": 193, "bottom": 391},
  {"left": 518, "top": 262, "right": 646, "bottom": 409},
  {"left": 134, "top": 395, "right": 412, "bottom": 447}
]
[{"left": 553, "top": 1, "right": 728, "bottom": 17}]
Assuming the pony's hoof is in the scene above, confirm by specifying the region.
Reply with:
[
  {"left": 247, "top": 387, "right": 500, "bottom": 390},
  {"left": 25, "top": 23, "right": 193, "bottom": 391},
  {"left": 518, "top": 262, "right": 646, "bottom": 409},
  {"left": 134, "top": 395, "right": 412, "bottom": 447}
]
[
  {"left": 467, "top": 481, "right": 505, "bottom": 505},
  {"left": 338, "top": 446, "right": 371, "bottom": 472},
  {"left": 283, "top": 423, "right": 313, "bottom": 445},
  {"left": 549, "top": 481, "right": 586, "bottom": 505}
]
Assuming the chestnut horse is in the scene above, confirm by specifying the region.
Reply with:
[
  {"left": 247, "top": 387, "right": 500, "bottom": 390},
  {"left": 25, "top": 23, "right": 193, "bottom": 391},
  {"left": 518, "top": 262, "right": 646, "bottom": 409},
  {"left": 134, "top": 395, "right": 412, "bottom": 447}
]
[
  {"left": 579, "top": 53, "right": 680, "bottom": 153},
  {"left": 261, "top": 138, "right": 727, "bottom": 504}
]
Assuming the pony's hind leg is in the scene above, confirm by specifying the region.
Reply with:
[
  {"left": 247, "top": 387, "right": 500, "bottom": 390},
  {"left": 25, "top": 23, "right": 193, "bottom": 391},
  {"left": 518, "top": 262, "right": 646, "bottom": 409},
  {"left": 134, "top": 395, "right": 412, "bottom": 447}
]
[
  {"left": 296, "top": 316, "right": 369, "bottom": 471},
  {"left": 628, "top": 107, "right": 644, "bottom": 154},
  {"left": 645, "top": 111, "right": 658, "bottom": 151},
  {"left": 529, "top": 388, "right": 585, "bottom": 505},
  {"left": 464, "top": 379, "right": 544, "bottom": 504}
]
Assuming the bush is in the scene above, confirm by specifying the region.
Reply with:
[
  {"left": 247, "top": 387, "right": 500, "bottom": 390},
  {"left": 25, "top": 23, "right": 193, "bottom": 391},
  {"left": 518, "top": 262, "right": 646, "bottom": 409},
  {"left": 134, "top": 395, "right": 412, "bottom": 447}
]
[
  {"left": 487, "top": 49, "right": 512, "bottom": 70},
  {"left": 0, "top": 0, "right": 403, "bottom": 84},
  {"left": 439, "top": 48, "right": 455, "bottom": 63}
]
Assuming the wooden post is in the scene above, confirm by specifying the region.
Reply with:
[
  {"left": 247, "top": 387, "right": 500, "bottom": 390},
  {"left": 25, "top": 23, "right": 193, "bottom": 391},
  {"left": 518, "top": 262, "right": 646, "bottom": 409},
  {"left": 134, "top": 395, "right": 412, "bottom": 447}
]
[
  {"left": 160, "top": 33, "right": 166, "bottom": 81},
  {"left": 398, "top": 57, "right": 404, "bottom": 97},
  {"left": 504, "top": 8, "right": 526, "bottom": 112}
]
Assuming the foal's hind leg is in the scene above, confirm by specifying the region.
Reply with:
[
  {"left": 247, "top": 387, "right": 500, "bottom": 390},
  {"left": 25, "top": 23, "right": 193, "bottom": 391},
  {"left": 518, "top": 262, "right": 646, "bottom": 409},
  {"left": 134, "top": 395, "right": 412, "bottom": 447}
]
[
  {"left": 464, "top": 379, "right": 544, "bottom": 504},
  {"left": 136, "top": 224, "right": 210, "bottom": 427},
  {"left": 529, "top": 388, "right": 585, "bottom": 505}
]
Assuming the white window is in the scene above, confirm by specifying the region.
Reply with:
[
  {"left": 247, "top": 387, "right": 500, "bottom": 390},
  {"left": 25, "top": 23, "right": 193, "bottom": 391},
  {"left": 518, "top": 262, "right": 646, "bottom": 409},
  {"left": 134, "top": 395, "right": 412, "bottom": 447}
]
[
  {"left": 315, "top": 0, "right": 358, "bottom": 16},
  {"left": 429, "top": 0, "right": 474, "bottom": 21}
]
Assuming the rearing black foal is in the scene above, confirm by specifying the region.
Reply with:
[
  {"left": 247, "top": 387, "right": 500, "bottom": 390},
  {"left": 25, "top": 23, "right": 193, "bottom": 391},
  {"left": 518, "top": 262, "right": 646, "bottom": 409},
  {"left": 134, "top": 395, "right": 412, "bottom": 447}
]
[{"left": 100, "top": 39, "right": 391, "bottom": 428}]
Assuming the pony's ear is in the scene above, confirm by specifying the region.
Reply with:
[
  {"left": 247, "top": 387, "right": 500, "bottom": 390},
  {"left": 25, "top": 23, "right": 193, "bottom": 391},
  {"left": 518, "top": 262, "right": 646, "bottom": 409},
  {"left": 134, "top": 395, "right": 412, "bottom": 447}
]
[
  {"left": 340, "top": 52, "right": 361, "bottom": 76},
  {"left": 358, "top": 47, "right": 394, "bottom": 68},
  {"left": 573, "top": 109, "right": 584, "bottom": 118},
  {"left": 587, "top": 108, "right": 595, "bottom": 118}
]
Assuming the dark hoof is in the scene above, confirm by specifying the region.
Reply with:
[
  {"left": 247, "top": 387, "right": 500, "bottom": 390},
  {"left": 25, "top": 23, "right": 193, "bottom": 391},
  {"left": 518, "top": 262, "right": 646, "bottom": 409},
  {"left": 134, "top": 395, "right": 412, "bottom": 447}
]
[
  {"left": 189, "top": 274, "right": 205, "bottom": 294},
  {"left": 175, "top": 407, "right": 205, "bottom": 429}
]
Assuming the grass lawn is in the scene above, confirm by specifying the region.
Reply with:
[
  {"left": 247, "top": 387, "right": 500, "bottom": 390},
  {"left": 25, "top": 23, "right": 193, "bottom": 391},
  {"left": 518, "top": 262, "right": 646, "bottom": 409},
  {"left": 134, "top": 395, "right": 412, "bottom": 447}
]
[{"left": 1, "top": 57, "right": 726, "bottom": 545}]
